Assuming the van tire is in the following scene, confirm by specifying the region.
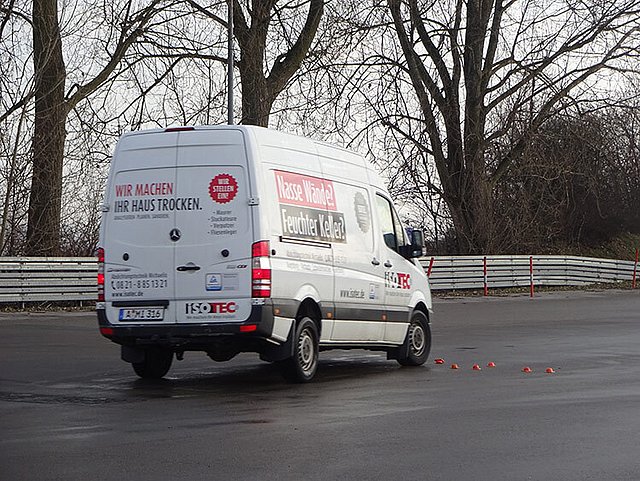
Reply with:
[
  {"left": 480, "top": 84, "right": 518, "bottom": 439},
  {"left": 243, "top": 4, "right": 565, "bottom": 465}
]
[
  {"left": 279, "top": 318, "right": 319, "bottom": 383},
  {"left": 397, "top": 311, "right": 431, "bottom": 366},
  {"left": 132, "top": 348, "right": 173, "bottom": 379}
]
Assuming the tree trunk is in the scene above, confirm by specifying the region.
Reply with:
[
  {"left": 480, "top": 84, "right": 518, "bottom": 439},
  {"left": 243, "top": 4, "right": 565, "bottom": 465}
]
[
  {"left": 446, "top": 176, "right": 495, "bottom": 254},
  {"left": 238, "top": 55, "right": 273, "bottom": 127},
  {"left": 240, "top": 83, "right": 273, "bottom": 127},
  {"left": 233, "top": 0, "right": 323, "bottom": 128},
  {"left": 26, "top": 0, "right": 66, "bottom": 256}
]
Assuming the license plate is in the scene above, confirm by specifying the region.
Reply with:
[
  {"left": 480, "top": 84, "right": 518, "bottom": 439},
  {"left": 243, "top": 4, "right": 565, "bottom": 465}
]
[{"left": 118, "top": 308, "right": 164, "bottom": 321}]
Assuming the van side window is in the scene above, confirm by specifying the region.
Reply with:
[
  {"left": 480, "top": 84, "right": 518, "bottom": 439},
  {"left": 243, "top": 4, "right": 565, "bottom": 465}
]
[{"left": 375, "top": 194, "right": 407, "bottom": 252}]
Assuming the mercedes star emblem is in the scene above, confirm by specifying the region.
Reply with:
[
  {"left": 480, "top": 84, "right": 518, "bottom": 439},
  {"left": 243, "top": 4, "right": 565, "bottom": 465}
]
[{"left": 169, "top": 228, "right": 181, "bottom": 242}]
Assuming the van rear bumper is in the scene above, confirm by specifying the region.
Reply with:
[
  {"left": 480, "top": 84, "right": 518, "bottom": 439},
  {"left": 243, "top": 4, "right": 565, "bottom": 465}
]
[{"left": 97, "top": 303, "right": 278, "bottom": 349}]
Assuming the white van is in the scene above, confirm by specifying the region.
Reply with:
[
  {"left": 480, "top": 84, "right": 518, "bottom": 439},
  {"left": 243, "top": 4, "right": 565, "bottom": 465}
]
[{"left": 97, "top": 126, "right": 432, "bottom": 382}]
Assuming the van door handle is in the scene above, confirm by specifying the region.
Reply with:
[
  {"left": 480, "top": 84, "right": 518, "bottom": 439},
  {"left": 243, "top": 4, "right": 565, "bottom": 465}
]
[
  {"left": 371, "top": 257, "right": 380, "bottom": 266},
  {"left": 384, "top": 261, "right": 393, "bottom": 268},
  {"left": 177, "top": 264, "right": 201, "bottom": 272}
]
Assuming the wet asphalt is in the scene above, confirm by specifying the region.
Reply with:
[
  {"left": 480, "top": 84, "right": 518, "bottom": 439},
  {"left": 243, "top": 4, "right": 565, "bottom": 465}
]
[{"left": 1, "top": 289, "right": 639, "bottom": 481}]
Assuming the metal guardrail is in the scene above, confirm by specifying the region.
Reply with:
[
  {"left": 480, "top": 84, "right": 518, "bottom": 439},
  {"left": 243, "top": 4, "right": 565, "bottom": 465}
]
[
  {"left": 420, "top": 255, "right": 637, "bottom": 291},
  {"left": 0, "top": 255, "right": 637, "bottom": 303},
  {"left": 0, "top": 257, "right": 97, "bottom": 303}
]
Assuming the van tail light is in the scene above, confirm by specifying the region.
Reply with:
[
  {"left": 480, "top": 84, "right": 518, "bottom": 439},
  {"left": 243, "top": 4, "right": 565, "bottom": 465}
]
[
  {"left": 251, "top": 240, "right": 271, "bottom": 298},
  {"left": 97, "top": 247, "right": 105, "bottom": 302}
]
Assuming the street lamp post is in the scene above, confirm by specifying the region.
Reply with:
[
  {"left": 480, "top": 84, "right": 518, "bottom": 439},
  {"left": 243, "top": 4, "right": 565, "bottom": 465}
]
[{"left": 227, "top": 0, "right": 234, "bottom": 125}]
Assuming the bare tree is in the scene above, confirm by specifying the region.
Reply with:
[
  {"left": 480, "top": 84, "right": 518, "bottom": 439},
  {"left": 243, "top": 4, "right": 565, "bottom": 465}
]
[
  {"left": 1, "top": 0, "right": 33, "bottom": 255},
  {"left": 187, "top": 0, "right": 324, "bottom": 126},
  {"left": 22, "top": 0, "right": 180, "bottom": 256},
  {"left": 27, "top": 0, "right": 67, "bottom": 256},
  {"left": 386, "top": 0, "right": 640, "bottom": 253},
  {"left": 2, "top": 0, "right": 328, "bottom": 256}
]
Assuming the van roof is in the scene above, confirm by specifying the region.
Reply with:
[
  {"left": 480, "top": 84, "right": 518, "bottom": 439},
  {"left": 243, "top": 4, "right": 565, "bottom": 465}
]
[
  {"left": 119, "top": 125, "right": 387, "bottom": 191},
  {"left": 122, "top": 125, "right": 349, "bottom": 151}
]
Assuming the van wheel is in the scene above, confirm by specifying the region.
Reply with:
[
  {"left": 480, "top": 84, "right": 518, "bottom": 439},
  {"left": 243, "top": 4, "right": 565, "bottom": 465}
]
[
  {"left": 132, "top": 348, "right": 173, "bottom": 379},
  {"left": 279, "top": 318, "right": 319, "bottom": 383},
  {"left": 397, "top": 311, "right": 431, "bottom": 366}
]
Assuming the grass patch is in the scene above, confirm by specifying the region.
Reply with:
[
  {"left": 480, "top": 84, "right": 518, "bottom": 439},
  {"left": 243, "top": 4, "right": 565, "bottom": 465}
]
[{"left": 566, "top": 232, "right": 640, "bottom": 260}]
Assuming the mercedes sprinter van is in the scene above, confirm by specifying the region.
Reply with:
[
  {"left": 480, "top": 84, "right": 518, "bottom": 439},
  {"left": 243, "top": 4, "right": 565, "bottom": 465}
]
[{"left": 97, "top": 126, "right": 432, "bottom": 382}]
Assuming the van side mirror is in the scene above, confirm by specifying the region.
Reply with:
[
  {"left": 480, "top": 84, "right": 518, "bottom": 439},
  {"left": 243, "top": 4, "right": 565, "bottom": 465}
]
[{"left": 399, "top": 229, "right": 425, "bottom": 259}]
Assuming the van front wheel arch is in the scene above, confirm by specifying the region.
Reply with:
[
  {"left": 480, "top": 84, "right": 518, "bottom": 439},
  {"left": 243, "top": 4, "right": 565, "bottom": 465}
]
[{"left": 397, "top": 311, "right": 431, "bottom": 366}]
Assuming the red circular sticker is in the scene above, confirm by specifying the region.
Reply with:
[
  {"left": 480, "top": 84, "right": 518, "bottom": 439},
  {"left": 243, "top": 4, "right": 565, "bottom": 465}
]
[{"left": 209, "top": 174, "right": 238, "bottom": 204}]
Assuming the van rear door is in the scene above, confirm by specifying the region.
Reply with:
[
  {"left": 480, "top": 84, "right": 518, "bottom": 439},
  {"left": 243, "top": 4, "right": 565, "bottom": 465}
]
[
  {"left": 172, "top": 129, "right": 254, "bottom": 323},
  {"left": 103, "top": 131, "right": 179, "bottom": 325}
]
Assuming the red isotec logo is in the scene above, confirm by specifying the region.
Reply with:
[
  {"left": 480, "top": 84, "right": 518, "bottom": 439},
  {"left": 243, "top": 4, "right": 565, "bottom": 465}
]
[
  {"left": 209, "top": 174, "right": 238, "bottom": 204},
  {"left": 385, "top": 272, "right": 411, "bottom": 289},
  {"left": 185, "top": 301, "right": 237, "bottom": 315}
]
